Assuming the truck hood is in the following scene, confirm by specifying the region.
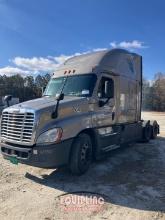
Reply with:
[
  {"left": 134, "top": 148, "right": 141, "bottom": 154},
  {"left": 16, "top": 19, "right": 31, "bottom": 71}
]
[
  {"left": 6, "top": 96, "right": 86, "bottom": 111},
  {"left": 2, "top": 95, "right": 91, "bottom": 144}
]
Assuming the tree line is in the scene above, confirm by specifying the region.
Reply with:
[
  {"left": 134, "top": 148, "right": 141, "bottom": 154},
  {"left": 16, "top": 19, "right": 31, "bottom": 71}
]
[
  {"left": 0, "top": 72, "right": 165, "bottom": 111},
  {"left": 142, "top": 73, "right": 165, "bottom": 111},
  {"left": 0, "top": 73, "right": 51, "bottom": 102}
]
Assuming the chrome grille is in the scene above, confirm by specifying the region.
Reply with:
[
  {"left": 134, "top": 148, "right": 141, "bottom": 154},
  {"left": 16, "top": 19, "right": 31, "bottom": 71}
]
[{"left": 1, "top": 111, "right": 34, "bottom": 144}]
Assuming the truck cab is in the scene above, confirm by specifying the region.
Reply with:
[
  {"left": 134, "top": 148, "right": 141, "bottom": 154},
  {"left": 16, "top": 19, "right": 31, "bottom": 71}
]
[{"left": 0, "top": 49, "right": 159, "bottom": 175}]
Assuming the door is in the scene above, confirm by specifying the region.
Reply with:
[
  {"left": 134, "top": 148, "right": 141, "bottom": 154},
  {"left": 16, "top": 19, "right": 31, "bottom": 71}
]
[
  {"left": 94, "top": 74, "right": 120, "bottom": 152},
  {"left": 95, "top": 75, "right": 116, "bottom": 127}
]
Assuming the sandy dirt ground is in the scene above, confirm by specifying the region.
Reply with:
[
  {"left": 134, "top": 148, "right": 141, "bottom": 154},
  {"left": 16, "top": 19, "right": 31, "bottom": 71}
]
[{"left": 0, "top": 112, "right": 165, "bottom": 220}]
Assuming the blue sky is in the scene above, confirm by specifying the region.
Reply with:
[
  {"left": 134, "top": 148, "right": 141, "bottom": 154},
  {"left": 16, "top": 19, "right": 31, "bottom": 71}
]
[{"left": 0, "top": 0, "right": 165, "bottom": 79}]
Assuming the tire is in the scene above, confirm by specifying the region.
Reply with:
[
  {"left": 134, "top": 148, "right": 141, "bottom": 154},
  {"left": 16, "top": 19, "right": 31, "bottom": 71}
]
[
  {"left": 69, "top": 133, "right": 92, "bottom": 175},
  {"left": 150, "top": 121, "right": 159, "bottom": 139},
  {"left": 142, "top": 122, "right": 152, "bottom": 143}
]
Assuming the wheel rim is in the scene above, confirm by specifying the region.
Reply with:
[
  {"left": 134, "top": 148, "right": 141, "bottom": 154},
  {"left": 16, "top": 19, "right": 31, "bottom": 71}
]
[{"left": 80, "top": 142, "right": 91, "bottom": 165}]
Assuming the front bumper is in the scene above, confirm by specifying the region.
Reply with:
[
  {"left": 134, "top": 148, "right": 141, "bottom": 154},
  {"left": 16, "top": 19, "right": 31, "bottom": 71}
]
[{"left": 1, "top": 139, "right": 73, "bottom": 168}]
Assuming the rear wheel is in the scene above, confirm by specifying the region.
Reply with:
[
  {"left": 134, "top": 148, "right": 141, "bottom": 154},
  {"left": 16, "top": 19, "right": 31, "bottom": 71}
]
[
  {"left": 69, "top": 133, "right": 92, "bottom": 175},
  {"left": 142, "top": 122, "right": 152, "bottom": 142},
  {"left": 150, "top": 121, "right": 159, "bottom": 139}
]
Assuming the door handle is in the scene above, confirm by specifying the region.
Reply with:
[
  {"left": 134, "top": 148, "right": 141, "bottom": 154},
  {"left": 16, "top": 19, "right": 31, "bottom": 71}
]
[{"left": 112, "top": 112, "right": 115, "bottom": 120}]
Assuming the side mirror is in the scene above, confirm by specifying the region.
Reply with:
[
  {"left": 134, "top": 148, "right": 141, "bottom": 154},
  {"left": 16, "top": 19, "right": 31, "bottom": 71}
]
[
  {"left": 105, "top": 80, "right": 114, "bottom": 99},
  {"left": 52, "top": 93, "right": 64, "bottom": 119},
  {"left": 56, "top": 93, "right": 64, "bottom": 101},
  {"left": 4, "top": 95, "right": 12, "bottom": 107}
]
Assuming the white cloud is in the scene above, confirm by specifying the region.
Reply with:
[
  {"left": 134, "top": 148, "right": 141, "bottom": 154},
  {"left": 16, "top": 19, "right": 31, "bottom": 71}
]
[
  {"left": 0, "top": 48, "right": 108, "bottom": 77},
  {"left": 110, "top": 40, "right": 147, "bottom": 49},
  {"left": 13, "top": 57, "right": 60, "bottom": 72},
  {"left": 0, "top": 55, "right": 73, "bottom": 77},
  {"left": 93, "top": 48, "right": 107, "bottom": 52},
  {"left": 53, "top": 55, "right": 72, "bottom": 64},
  {"left": 12, "top": 55, "right": 74, "bottom": 73},
  {"left": 0, "top": 66, "right": 30, "bottom": 76}
]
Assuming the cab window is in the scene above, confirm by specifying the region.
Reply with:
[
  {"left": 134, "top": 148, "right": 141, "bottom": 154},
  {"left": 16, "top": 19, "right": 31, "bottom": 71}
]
[{"left": 97, "top": 77, "right": 114, "bottom": 98}]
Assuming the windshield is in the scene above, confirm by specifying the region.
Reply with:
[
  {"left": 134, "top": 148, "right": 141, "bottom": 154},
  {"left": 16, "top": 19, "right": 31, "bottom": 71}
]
[{"left": 44, "top": 74, "right": 97, "bottom": 97}]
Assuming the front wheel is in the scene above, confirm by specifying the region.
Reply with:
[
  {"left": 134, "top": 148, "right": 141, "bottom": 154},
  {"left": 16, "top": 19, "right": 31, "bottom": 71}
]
[{"left": 69, "top": 133, "right": 92, "bottom": 175}]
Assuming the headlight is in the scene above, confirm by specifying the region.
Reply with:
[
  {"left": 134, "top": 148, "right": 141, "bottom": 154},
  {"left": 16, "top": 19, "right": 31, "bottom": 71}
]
[{"left": 36, "top": 128, "right": 63, "bottom": 144}]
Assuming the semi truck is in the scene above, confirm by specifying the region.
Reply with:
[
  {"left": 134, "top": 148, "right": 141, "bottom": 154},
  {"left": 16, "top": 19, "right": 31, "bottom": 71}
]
[{"left": 0, "top": 49, "right": 159, "bottom": 175}]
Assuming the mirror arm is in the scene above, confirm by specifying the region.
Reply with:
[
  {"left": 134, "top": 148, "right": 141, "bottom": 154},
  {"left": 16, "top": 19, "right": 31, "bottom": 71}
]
[
  {"left": 51, "top": 76, "right": 68, "bottom": 119},
  {"left": 6, "top": 100, "right": 9, "bottom": 107},
  {"left": 52, "top": 99, "right": 59, "bottom": 119},
  {"left": 51, "top": 93, "right": 64, "bottom": 119}
]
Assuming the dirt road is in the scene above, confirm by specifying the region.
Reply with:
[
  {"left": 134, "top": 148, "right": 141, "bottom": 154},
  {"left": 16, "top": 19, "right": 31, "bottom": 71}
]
[{"left": 0, "top": 112, "right": 165, "bottom": 220}]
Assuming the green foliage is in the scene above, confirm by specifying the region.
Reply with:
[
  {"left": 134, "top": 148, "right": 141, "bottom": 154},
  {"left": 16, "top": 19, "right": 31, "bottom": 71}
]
[
  {"left": 142, "top": 73, "right": 165, "bottom": 111},
  {"left": 0, "top": 73, "right": 51, "bottom": 102}
]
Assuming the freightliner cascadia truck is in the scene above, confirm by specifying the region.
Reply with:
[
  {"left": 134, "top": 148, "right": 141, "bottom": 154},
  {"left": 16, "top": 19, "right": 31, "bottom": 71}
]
[{"left": 0, "top": 49, "right": 159, "bottom": 175}]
